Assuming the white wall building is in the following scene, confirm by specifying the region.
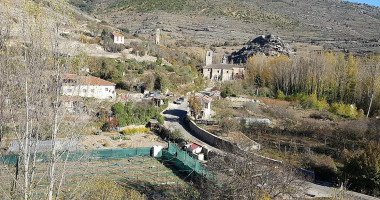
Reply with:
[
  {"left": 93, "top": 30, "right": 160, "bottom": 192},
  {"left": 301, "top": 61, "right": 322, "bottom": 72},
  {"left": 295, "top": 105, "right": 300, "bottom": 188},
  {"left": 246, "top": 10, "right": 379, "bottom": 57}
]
[
  {"left": 185, "top": 142, "right": 203, "bottom": 154},
  {"left": 62, "top": 74, "right": 116, "bottom": 100},
  {"left": 113, "top": 32, "right": 124, "bottom": 44}
]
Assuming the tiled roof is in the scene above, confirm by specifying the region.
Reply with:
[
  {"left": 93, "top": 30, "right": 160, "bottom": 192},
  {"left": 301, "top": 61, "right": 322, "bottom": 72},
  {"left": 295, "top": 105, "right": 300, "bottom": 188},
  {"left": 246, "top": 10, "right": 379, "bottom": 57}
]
[
  {"left": 189, "top": 143, "right": 201, "bottom": 150},
  {"left": 196, "top": 93, "right": 212, "bottom": 103},
  {"left": 203, "top": 64, "right": 244, "bottom": 70},
  {"left": 113, "top": 32, "right": 124, "bottom": 37},
  {"left": 63, "top": 74, "right": 116, "bottom": 86}
]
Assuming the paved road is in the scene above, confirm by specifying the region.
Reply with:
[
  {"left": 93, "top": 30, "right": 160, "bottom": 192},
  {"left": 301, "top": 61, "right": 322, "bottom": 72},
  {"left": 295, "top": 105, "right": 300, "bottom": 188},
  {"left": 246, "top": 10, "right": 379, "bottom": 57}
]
[
  {"left": 162, "top": 99, "right": 379, "bottom": 200},
  {"left": 162, "top": 100, "right": 224, "bottom": 154},
  {"left": 304, "top": 181, "right": 380, "bottom": 199}
]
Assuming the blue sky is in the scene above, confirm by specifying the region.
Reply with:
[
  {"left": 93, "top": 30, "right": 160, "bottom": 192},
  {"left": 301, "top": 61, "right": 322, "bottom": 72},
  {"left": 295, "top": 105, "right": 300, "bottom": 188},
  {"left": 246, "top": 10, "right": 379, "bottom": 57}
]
[{"left": 344, "top": 0, "right": 380, "bottom": 7}]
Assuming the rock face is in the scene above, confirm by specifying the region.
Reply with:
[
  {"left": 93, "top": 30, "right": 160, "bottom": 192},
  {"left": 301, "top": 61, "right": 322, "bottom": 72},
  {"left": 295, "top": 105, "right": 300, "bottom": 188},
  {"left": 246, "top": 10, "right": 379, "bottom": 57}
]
[{"left": 228, "top": 35, "right": 295, "bottom": 64}]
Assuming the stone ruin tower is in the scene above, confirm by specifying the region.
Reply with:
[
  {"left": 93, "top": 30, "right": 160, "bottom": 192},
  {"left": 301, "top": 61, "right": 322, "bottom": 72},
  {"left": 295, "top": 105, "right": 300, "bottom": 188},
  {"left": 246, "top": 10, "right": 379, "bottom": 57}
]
[
  {"left": 205, "top": 50, "right": 213, "bottom": 66},
  {"left": 155, "top": 29, "right": 160, "bottom": 45}
]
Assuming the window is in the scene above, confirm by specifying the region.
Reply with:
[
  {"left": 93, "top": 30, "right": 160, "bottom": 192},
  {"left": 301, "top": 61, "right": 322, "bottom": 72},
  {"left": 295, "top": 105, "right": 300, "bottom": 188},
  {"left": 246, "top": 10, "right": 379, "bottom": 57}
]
[
  {"left": 105, "top": 88, "right": 108, "bottom": 92},
  {"left": 91, "top": 89, "right": 95, "bottom": 93},
  {"left": 83, "top": 89, "right": 87, "bottom": 93},
  {"left": 217, "top": 70, "right": 219, "bottom": 73},
  {"left": 67, "top": 89, "right": 72, "bottom": 92}
]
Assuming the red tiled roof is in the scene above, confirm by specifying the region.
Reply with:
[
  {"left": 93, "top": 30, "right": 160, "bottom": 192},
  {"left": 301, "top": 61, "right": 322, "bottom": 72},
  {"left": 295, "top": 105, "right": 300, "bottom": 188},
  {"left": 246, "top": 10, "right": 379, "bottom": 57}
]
[
  {"left": 189, "top": 143, "right": 201, "bottom": 150},
  {"left": 113, "top": 32, "right": 124, "bottom": 37},
  {"left": 63, "top": 74, "right": 115, "bottom": 86}
]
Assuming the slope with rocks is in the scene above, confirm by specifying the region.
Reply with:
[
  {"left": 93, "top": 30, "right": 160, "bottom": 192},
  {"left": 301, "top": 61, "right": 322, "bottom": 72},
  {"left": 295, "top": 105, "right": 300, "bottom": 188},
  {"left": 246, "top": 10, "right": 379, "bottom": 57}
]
[
  {"left": 228, "top": 35, "right": 295, "bottom": 64},
  {"left": 70, "top": 0, "right": 380, "bottom": 54}
]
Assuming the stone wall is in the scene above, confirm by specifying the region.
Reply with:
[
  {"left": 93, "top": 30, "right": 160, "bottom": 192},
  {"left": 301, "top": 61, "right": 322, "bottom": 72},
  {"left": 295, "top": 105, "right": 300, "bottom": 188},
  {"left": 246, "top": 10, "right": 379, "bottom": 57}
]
[{"left": 186, "top": 117, "right": 260, "bottom": 154}]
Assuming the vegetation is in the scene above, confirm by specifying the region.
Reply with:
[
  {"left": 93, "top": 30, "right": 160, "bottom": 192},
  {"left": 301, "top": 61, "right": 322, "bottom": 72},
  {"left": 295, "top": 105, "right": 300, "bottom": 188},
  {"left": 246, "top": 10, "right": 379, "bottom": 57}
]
[
  {"left": 122, "top": 127, "right": 150, "bottom": 135},
  {"left": 68, "top": 178, "right": 146, "bottom": 200},
  {"left": 246, "top": 53, "right": 380, "bottom": 117},
  {"left": 106, "top": 0, "right": 296, "bottom": 27},
  {"left": 111, "top": 101, "right": 166, "bottom": 127},
  {"left": 342, "top": 142, "right": 380, "bottom": 196},
  {"left": 88, "top": 56, "right": 200, "bottom": 93},
  {"left": 111, "top": 135, "right": 130, "bottom": 141},
  {"left": 188, "top": 95, "right": 202, "bottom": 118},
  {"left": 154, "top": 127, "right": 186, "bottom": 144}
]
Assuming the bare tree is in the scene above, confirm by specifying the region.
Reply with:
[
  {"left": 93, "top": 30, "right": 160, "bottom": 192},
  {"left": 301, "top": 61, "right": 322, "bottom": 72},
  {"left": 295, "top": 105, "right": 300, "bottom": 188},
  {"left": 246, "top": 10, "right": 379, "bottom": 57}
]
[
  {"left": 0, "top": 1, "right": 92, "bottom": 199},
  {"left": 201, "top": 153, "right": 307, "bottom": 199},
  {"left": 360, "top": 55, "right": 380, "bottom": 117}
]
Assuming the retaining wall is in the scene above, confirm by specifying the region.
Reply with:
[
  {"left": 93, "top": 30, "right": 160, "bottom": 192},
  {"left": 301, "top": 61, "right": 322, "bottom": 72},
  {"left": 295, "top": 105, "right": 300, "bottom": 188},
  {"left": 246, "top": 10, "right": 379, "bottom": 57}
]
[{"left": 186, "top": 117, "right": 260, "bottom": 154}]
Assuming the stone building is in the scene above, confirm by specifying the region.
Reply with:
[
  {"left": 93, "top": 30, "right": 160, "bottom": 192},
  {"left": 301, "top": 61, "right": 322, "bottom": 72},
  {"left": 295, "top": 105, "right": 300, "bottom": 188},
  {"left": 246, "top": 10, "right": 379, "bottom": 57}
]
[
  {"left": 112, "top": 32, "right": 124, "bottom": 44},
  {"left": 202, "top": 51, "right": 245, "bottom": 81}
]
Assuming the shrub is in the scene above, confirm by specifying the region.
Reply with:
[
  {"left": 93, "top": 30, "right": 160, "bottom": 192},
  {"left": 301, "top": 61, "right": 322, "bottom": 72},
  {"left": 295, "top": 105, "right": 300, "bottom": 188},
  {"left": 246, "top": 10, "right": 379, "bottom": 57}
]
[
  {"left": 164, "top": 65, "right": 174, "bottom": 72},
  {"left": 111, "top": 135, "right": 130, "bottom": 140},
  {"left": 221, "top": 87, "right": 235, "bottom": 98},
  {"left": 309, "top": 111, "right": 333, "bottom": 121},
  {"left": 303, "top": 154, "right": 337, "bottom": 182},
  {"left": 277, "top": 90, "right": 286, "bottom": 100},
  {"left": 329, "top": 102, "right": 358, "bottom": 119},
  {"left": 122, "top": 127, "right": 150, "bottom": 135},
  {"left": 298, "top": 94, "right": 329, "bottom": 111},
  {"left": 119, "top": 27, "right": 130, "bottom": 34}
]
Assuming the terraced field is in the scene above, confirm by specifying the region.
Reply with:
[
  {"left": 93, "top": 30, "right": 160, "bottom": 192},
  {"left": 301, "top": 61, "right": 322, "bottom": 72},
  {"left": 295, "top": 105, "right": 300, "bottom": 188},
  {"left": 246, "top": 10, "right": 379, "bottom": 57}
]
[{"left": 0, "top": 157, "right": 186, "bottom": 199}]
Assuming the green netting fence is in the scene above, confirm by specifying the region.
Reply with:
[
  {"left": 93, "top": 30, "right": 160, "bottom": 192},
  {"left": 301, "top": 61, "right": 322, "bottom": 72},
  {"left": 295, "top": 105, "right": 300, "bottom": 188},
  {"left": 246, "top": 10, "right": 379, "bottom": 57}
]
[
  {"left": 163, "top": 142, "right": 212, "bottom": 178},
  {"left": 0, "top": 143, "right": 211, "bottom": 178},
  {"left": 0, "top": 147, "right": 155, "bottom": 165}
]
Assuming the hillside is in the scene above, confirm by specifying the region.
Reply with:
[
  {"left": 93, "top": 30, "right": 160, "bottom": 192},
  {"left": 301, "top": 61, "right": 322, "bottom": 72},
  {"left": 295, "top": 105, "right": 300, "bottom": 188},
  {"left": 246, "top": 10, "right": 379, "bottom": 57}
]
[{"left": 70, "top": 0, "right": 380, "bottom": 54}]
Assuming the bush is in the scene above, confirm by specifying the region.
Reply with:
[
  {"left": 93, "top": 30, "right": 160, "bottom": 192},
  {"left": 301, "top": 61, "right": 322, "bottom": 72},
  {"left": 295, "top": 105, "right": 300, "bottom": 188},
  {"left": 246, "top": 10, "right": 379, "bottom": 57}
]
[
  {"left": 164, "top": 65, "right": 174, "bottom": 72},
  {"left": 298, "top": 94, "right": 329, "bottom": 111},
  {"left": 329, "top": 102, "right": 358, "bottom": 119},
  {"left": 309, "top": 111, "right": 333, "bottom": 121},
  {"left": 119, "top": 27, "right": 130, "bottom": 34},
  {"left": 221, "top": 87, "right": 235, "bottom": 98},
  {"left": 111, "top": 135, "right": 130, "bottom": 140},
  {"left": 122, "top": 127, "right": 150, "bottom": 135},
  {"left": 277, "top": 90, "right": 286, "bottom": 100},
  {"left": 303, "top": 154, "right": 337, "bottom": 182}
]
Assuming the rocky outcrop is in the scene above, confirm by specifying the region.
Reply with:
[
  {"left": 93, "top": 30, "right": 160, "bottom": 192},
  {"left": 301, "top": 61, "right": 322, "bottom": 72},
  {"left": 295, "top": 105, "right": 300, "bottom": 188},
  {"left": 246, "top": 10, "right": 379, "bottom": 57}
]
[{"left": 228, "top": 35, "right": 295, "bottom": 64}]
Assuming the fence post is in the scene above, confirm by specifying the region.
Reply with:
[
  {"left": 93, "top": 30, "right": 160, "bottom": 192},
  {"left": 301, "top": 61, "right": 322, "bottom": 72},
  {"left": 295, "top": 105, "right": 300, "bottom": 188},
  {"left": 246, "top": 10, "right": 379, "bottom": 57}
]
[{"left": 184, "top": 150, "right": 186, "bottom": 171}]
